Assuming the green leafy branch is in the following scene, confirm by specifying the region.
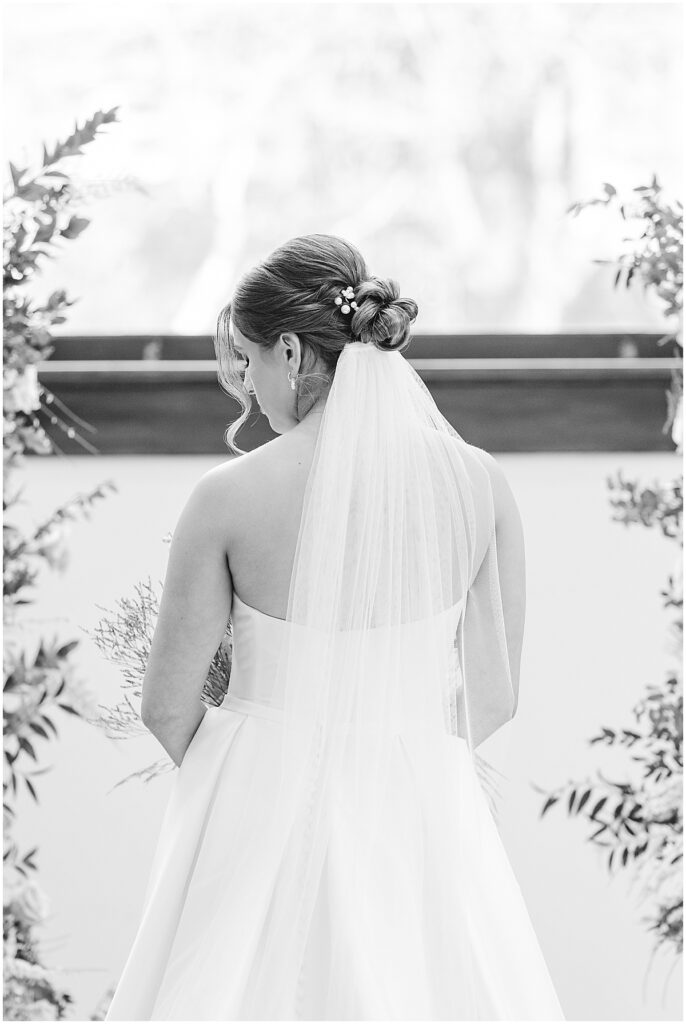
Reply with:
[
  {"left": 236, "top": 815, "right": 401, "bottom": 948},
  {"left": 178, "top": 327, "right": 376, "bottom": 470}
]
[
  {"left": 4, "top": 108, "right": 120, "bottom": 467},
  {"left": 537, "top": 176, "right": 683, "bottom": 962},
  {"left": 567, "top": 174, "right": 683, "bottom": 326},
  {"left": 3, "top": 110, "right": 121, "bottom": 1022},
  {"left": 5, "top": 107, "right": 120, "bottom": 287},
  {"left": 606, "top": 471, "right": 682, "bottom": 539},
  {"left": 3, "top": 481, "right": 117, "bottom": 616}
]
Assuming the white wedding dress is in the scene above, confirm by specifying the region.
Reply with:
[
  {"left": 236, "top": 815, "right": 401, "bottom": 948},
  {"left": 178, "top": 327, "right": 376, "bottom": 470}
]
[
  {"left": 105, "top": 589, "right": 565, "bottom": 1021},
  {"left": 106, "top": 340, "right": 565, "bottom": 1020}
]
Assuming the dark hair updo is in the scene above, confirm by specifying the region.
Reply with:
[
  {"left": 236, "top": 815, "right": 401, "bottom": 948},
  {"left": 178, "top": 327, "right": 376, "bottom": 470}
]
[{"left": 214, "top": 233, "right": 419, "bottom": 452}]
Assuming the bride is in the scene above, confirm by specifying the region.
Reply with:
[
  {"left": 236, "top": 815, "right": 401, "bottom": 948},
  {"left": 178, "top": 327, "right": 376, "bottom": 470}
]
[{"left": 105, "top": 234, "right": 565, "bottom": 1020}]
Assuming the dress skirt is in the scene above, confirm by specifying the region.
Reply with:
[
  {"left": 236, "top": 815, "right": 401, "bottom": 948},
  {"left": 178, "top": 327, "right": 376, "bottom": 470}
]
[{"left": 105, "top": 697, "right": 565, "bottom": 1020}]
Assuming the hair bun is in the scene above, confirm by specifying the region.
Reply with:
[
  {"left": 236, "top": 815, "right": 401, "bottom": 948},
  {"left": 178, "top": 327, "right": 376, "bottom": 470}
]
[{"left": 352, "top": 276, "right": 419, "bottom": 352}]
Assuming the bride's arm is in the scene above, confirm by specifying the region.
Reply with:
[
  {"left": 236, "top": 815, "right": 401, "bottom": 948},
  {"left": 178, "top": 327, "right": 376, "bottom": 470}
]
[{"left": 140, "top": 466, "right": 234, "bottom": 766}]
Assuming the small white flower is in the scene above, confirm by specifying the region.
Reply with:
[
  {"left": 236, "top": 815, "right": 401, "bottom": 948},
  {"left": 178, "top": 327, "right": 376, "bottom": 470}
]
[
  {"left": 5, "top": 364, "right": 41, "bottom": 414},
  {"left": 334, "top": 284, "right": 357, "bottom": 314},
  {"left": 9, "top": 877, "right": 52, "bottom": 925}
]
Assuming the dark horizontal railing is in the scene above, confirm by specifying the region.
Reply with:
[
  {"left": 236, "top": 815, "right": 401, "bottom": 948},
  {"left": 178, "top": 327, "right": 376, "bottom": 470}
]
[
  {"left": 34, "top": 332, "right": 680, "bottom": 453},
  {"left": 47, "top": 331, "right": 676, "bottom": 360}
]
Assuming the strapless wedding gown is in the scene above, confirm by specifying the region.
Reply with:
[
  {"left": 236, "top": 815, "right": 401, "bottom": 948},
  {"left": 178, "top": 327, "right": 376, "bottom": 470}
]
[{"left": 105, "top": 592, "right": 565, "bottom": 1021}]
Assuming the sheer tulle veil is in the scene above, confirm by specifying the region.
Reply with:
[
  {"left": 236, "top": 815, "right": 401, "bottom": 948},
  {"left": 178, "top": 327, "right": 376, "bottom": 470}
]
[{"left": 239, "top": 339, "right": 517, "bottom": 1016}]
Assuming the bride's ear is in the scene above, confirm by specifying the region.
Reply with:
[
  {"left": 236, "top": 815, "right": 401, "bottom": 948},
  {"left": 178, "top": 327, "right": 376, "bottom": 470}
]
[{"left": 277, "top": 331, "right": 302, "bottom": 375}]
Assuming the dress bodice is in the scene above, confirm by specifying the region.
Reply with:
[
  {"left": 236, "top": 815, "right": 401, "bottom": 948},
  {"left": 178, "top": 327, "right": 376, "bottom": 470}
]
[
  {"left": 218, "top": 594, "right": 293, "bottom": 718},
  {"left": 218, "top": 592, "right": 466, "bottom": 726}
]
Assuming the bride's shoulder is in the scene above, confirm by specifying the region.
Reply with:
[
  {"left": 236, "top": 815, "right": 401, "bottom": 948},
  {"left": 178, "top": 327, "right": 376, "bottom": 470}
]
[
  {"left": 200, "top": 435, "right": 283, "bottom": 486},
  {"left": 467, "top": 444, "right": 520, "bottom": 525},
  {"left": 441, "top": 433, "right": 497, "bottom": 474},
  {"left": 446, "top": 438, "right": 518, "bottom": 524},
  {"left": 188, "top": 432, "right": 309, "bottom": 520},
  {"left": 464, "top": 441, "right": 501, "bottom": 477}
]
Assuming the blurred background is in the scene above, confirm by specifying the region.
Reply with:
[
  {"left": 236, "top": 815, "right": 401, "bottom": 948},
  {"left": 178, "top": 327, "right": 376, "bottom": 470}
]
[
  {"left": 2, "top": 1, "right": 682, "bottom": 335},
  {"left": 3, "top": 1, "right": 683, "bottom": 1021}
]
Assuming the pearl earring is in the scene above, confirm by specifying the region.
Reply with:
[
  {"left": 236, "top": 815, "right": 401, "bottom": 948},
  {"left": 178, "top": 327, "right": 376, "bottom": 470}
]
[{"left": 288, "top": 370, "right": 298, "bottom": 391}]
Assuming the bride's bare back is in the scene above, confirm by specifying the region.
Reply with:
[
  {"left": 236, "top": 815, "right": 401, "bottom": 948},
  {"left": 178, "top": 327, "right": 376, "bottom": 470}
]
[
  {"left": 211, "top": 418, "right": 521, "bottom": 636},
  {"left": 215, "top": 416, "right": 324, "bottom": 620}
]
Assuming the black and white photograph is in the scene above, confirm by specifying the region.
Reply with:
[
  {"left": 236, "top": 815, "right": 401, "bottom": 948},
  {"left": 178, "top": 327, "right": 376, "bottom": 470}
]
[{"left": 2, "top": 0, "right": 683, "bottom": 1020}]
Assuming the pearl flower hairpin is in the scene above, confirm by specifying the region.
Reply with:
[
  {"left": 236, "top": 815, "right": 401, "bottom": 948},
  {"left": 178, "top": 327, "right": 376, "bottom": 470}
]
[{"left": 334, "top": 285, "right": 358, "bottom": 315}]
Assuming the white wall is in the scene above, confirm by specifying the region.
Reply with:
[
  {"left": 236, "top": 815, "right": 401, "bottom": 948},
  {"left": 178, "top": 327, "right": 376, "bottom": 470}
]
[{"left": 10, "top": 452, "right": 682, "bottom": 1021}]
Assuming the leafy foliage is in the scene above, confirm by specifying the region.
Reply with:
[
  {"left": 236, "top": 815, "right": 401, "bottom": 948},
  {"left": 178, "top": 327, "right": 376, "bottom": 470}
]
[
  {"left": 537, "top": 662, "right": 682, "bottom": 952},
  {"left": 3, "top": 110, "right": 119, "bottom": 1020},
  {"left": 606, "top": 472, "right": 682, "bottom": 538},
  {"left": 567, "top": 175, "right": 683, "bottom": 323},
  {"left": 3, "top": 107, "right": 121, "bottom": 470},
  {"left": 538, "top": 176, "right": 683, "bottom": 963}
]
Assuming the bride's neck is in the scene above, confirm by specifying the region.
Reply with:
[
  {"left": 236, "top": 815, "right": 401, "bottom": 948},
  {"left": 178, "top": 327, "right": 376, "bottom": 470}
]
[{"left": 292, "top": 396, "right": 327, "bottom": 438}]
